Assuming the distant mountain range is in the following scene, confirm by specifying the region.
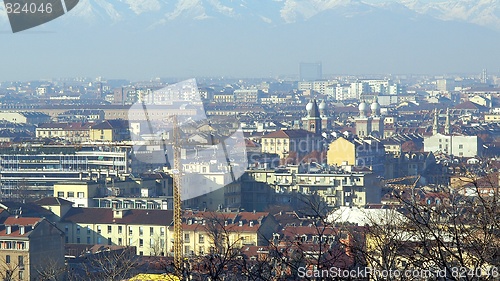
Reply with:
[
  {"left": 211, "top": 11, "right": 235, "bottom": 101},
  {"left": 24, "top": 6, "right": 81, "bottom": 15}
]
[
  {"left": 20, "top": 0, "right": 497, "bottom": 31},
  {"left": 2, "top": 0, "right": 500, "bottom": 80}
]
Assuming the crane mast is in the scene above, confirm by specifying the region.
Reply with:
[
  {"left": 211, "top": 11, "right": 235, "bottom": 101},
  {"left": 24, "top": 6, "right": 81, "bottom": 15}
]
[{"left": 172, "top": 115, "right": 183, "bottom": 273}]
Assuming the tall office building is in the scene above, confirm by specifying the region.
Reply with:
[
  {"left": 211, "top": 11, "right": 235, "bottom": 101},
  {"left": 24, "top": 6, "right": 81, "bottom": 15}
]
[{"left": 299, "top": 62, "right": 322, "bottom": 81}]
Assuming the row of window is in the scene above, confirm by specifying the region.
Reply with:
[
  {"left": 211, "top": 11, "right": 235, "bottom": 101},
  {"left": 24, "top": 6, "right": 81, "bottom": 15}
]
[
  {"left": 58, "top": 191, "right": 85, "bottom": 198},
  {"left": 0, "top": 241, "right": 27, "bottom": 250},
  {"left": 5, "top": 254, "right": 24, "bottom": 266},
  {"left": 72, "top": 235, "right": 166, "bottom": 249},
  {"left": 71, "top": 225, "right": 166, "bottom": 236}
]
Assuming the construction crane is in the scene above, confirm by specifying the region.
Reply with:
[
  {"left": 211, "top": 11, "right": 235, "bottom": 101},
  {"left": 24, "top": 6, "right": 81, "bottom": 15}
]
[
  {"left": 140, "top": 102, "right": 183, "bottom": 273},
  {"left": 172, "top": 115, "right": 183, "bottom": 273}
]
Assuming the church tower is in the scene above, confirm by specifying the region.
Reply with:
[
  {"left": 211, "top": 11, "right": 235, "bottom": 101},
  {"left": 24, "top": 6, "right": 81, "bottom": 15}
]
[
  {"left": 370, "top": 97, "right": 384, "bottom": 138},
  {"left": 433, "top": 108, "right": 439, "bottom": 135},
  {"left": 444, "top": 108, "right": 451, "bottom": 135},
  {"left": 355, "top": 100, "right": 371, "bottom": 138},
  {"left": 318, "top": 100, "right": 330, "bottom": 130},
  {"left": 303, "top": 99, "right": 321, "bottom": 134}
]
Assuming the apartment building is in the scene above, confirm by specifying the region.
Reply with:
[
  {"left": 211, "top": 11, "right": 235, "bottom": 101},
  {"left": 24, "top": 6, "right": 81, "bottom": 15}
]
[
  {"left": 0, "top": 215, "right": 65, "bottom": 280},
  {"left": 245, "top": 166, "right": 381, "bottom": 208},
  {"left": 36, "top": 122, "right": 93, "bottom": 142},
  {"left": 168, "top": 211, "right": 278, "bottom": 257},
  {"left": 60, "top": 208, "right": 172, "bottom": 256}
]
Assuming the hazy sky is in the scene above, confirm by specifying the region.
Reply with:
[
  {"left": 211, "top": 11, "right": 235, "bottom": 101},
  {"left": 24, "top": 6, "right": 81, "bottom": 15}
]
[{"left": 2, "top": 0, "right": 500, "bottom": 81}]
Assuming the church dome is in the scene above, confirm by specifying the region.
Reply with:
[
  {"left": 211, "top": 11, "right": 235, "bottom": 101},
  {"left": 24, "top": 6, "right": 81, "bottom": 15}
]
[
  {"left": 306, "top": 101, "right": 314, "bottom": 112},
  {"left": 371, "top": 101, "right": 380, "bottom": 113},
  {"left": 358, "top": 101, "right": 368, "bottom": 113},
  {"left": 318, "top": 100, "right": 327, "bottom": 110}
]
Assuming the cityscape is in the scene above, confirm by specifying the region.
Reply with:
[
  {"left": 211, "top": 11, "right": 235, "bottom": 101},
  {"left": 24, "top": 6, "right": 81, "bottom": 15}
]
[
  {"left": 0, "top": 65, "right": 498, "bottom": 280},
  {"left": 3, "top": 0, "right": 500, "bottom": 280}
]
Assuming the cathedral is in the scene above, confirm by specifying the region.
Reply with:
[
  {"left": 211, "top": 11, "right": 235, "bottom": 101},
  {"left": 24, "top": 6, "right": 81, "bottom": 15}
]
[
  {"left": 355, "top": 98, "right": 384, "bottom": 138},
  {"left": 302, "top": 99, "right": 330, "bottom": 134}
]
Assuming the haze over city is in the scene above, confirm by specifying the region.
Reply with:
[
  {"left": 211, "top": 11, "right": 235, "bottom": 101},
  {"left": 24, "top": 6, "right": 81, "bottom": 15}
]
[{"left": 3, "top": 0, "right": 500, "bottom": 80}]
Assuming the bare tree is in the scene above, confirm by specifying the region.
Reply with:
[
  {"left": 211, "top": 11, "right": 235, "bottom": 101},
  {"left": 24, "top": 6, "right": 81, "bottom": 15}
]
[
  {"left": 0, "top": 253, "right": 28, "bottom": 281},
  {"left": 76, "top": 246, "right": 142, "bottom": 281},
  {"left": 194, "top": 212, "right": 247, "bottom": 281},
  {"left": 34, "top": 257, "right": 67, "bottom": 281}
]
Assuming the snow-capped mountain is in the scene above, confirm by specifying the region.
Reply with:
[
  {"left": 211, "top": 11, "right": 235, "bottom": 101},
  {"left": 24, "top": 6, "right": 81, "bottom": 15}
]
[
  {"left": 399, "top": 0, "right": 500, "bottom": 30},
  {"left": 3, "top": 0, "right": 500, "bottom": 31},
  {"left": 51, "top": 0, "right": 500, "bottom": 31}
]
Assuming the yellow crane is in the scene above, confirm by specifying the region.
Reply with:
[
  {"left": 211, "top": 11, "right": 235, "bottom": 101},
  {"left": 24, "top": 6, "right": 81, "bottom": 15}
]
[{"left": 140, "top": 102, "right": 183, "bottom": 274}]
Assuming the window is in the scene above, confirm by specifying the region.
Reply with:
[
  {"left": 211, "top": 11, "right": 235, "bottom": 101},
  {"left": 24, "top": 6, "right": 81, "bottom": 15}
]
[
  {"left": 87, "top": 237, "right": 91, "bottom": 244},
  {"left": 129, "top": 227, "right": 133, "bottom": 236},
  {"left": 76, "top": 226, "right": 81, "bottom": 234},
  {"left": 77, "top": 192, "right": 84, "bottom": 198},
  {"left": 18, "top": 256, "right": 23, "bottom": 266},
  {"left": 459, "top": 144, "right": 463, "bottom": 149},
  {"left": 118, "top": 226, "right": 122, "bottom": 234},
  {"left": 87, "top": 226, "right": 91, "bottom": 235},
  {"left": 199, "top": 234, "right": 204, "bottom": 244},
  {"left": 150, "top": 238, "right": 154, "bottom": 248},
  {"left": 67, "top": 192, "right": 74, "bottom": 198},
  {"left": 160, "top": 228, "right": 165, "bottom": 236},
  {"left": 57, "top": 191, "right": 64, "bottom": 197},
  {"left": 150, "top": 227, "right": 154, "bottom": 236},
  {"left": 97, "top": 226, "right": 101, "bottom": 234},
  {"left": 77, "top": 237, "right": 81, "bottom": 243},
  {"left": 64, "top": 225, "right": 68, "bottom": 233},
  {"left": 97, "top": 237, "right": 102, "bottom": 244},
  {"left": 5, "top": 255, "right": 10, "bottom": 264},
  {"left": 108, "top": 238, "right": 112, "bottom": 245},
  {"left": 139, "top": 226, "right": 143, "bottom": 236},
  {"left": 107, "top": 226, "right": 112, "bottom": 234},
  {"left": 19, "top": 270, "right": 24, "bottom": 280},
  {"left": 118, "top": 238, "right": 122, "bottom": 246},
  {"left": 184, "top": 233, "right": 190, "bottom": 243},
  {"left": 139, "top": 239, "right": 143, "bottom": 247}
]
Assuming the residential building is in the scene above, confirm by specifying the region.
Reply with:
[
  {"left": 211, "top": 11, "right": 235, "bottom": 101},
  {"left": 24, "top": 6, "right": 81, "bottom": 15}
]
[
  {"left": 36, "top": 122, "right": 93, "bottom": 142},
  {"left": 424, "top": 108, "right": 483, "bottom": 157},
  {"left": 60, "top": 208, "right": 172, "bottom": 256},
  {"left": 0, "top": 111, "right": 51, "bottom": 125},
  {"left": 0, "top": 215, "right": 65, "bottom": 280},
  {"left": 261, "top": 129, "right": 323, "bottom": 159},
  {"left": 424, "top": 133, "right": 483, "bottom": 158},
  {"left": 245, "top": 166, "right": 381, "bottom": 208},
  {"left": 169, "top": 211, "right": 278, "bottom": 257},
  {"left": 90, "top": 120, "right": 130, "bottom": 142},
  {"left": 327, "top": 137, "right": 385, "bottom": 176},
  {"left": 233, "top": 89, "right": 264, "bottom": 103}
]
